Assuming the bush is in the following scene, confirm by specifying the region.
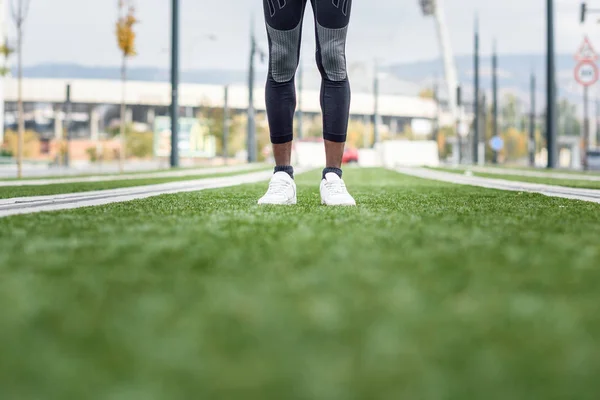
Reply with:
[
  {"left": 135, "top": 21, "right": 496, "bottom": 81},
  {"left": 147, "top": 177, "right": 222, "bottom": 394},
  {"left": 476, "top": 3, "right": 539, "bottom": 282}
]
[
  {"left": 86, "top": 147, "right": 98, "bottom": 162},
  {"left": 0, "top": 148, "right": 12, "bottom": 157},
  {"left": 126, "top": 131, "right": 154, "bottom": 158},
  {"left": 2, "top": 130, "right": 41, "bottom": 158}
]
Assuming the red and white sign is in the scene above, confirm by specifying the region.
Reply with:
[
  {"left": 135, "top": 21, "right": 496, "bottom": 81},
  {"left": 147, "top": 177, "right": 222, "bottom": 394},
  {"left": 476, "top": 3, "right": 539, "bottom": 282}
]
[
  {"left": 575, "top": 36, "right": 599, "bottom": 62},
  {"left": 575, "top": 60, "right": 599, "bottom": 87},
  {"left": 575, "top": 37, "right": 599, "bottom": 87}
]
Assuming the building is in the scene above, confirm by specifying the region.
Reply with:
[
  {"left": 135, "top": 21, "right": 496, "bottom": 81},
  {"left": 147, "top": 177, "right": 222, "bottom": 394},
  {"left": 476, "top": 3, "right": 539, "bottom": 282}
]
[{"left": 3, "top": 77, "right": 441, "bottom": 137}]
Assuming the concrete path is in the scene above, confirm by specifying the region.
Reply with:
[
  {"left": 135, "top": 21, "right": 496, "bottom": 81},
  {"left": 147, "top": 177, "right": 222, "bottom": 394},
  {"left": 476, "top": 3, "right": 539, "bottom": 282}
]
[
  {"left": 398, "top": 167, "right": 600, "bottom": 204},
  {"left": 0, "top": 169, "right": 276, "bottom": 218},
  {"left": 449, "top": 166, "right": 600, "bottom": 182},
  {"left": 0, "top": 164, "right": 263, "bottom": 187},
  {"left": 0, "top": 160, "right": 165, "bottom": 178}
]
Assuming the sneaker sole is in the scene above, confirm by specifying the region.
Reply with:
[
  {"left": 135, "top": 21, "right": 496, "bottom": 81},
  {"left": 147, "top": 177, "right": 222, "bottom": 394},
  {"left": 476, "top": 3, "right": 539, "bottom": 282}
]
[
  {"left": 258, "top": 197, "right": 297, "bottom": 206},
  {"left": 321, "top": 200, "right": 356, "bottom": 206}
]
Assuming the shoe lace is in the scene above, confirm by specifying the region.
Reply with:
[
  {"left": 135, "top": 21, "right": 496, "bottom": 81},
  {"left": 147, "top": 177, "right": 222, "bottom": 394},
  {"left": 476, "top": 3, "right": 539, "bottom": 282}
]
[
  {"left": 325, "top": 179, "right": 347, "bottom": 195},
  {"left": 266, "top": 178, "right": 291, "bottom": 196}
]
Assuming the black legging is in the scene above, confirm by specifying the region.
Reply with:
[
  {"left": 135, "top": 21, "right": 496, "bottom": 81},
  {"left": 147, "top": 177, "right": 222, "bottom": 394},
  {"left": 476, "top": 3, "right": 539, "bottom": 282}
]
[{"left": 262, "top": 0, "right": 352, "bottom": 144}]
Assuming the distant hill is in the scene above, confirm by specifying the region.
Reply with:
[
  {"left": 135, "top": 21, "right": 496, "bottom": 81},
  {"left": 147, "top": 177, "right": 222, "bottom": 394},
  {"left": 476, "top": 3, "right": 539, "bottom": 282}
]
[
  {"left": 17, "top": 54, "right": 583, "bottom": 105},
  {"left": 17, "top": 64, "right": 250, "bottom": 86},
  {"left": 16, "top": 63, "right": 421, "bottom": 96},
  {"left": 387, "top": 53, "right": 581, "bottom": 105}
]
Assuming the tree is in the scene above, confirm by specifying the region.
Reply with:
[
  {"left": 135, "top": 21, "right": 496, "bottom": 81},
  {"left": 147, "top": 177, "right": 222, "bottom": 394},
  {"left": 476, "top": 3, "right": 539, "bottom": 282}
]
[
  {"left": 0, "top": 37, "right": 15, "bottom": 148},
  {"left": 0, "top": 40, "right": 13, "bottom": 77},
  {"left": 558, "top": 98, "right": 581, "bottom": 137},
  {"left": 501, "top": 127, "right": 528, "bottom": 161},
  {"left": 116, "top": 0, "right": 137, "bottom": 172},
  {"left": 3, "top": 129, "right": 40, "bottom": 158},
  {"left": 419, "top": 88, "right": 435, "bottom": 99},
  {"left": 197, "top": 106, "right": 243, "bottom": 157},
  {"left": 501, "top": 93, "right": 521, "bottom": 131},
  {"left": 10, "top": 0, "right": 31, "bottom": 178}
]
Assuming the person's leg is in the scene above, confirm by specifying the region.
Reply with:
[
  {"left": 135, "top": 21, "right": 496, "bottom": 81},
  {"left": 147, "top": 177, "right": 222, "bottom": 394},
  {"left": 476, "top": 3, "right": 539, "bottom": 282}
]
[
  {"left": 263, "top": 0, "right": 308, "bottom": 178},
  {"left": 311, "top": 0, "right": 356, "bottom": 206},
  {"left": 310, "top": 0, "right": 352, "bottom": 178},
  {"left": 258, "top": 0, "right": 307, "bottom": 205}
]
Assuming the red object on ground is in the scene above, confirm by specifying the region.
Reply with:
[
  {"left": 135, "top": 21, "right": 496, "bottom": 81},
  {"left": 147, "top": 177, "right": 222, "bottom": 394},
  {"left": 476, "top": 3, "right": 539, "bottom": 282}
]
[{"left": 342, "top": 148, "right": 359, "bottom": 164}]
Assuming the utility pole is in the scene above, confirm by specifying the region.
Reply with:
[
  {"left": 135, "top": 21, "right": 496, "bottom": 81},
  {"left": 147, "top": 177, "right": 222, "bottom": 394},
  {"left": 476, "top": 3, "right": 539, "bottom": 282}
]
[
  {"left": 433, "top": 80, "right": 440, "bottom": 142},
  {"left": 247, "top": 17, "right": 258, "bottom": 163},
  {"left": 546, "top": 0, "right": 557, "bottom": 168},
  {"left": 596, "top": 95, "right": 600, "bottom": 146},
  {"left": 473, "top": 14, "right": 480, "bottom": 164},
  {"left": 481, "top": 93, "right": 487, "bottom": 165},
  {"left": 529, "top": 73, "right": 536, "bottom": 167},
  {"left": 456, "top": 85, "right": 462, "bottom": 163},
  {"left": 170, "top": 0, "right": 180, "bottom": 168},
  {"left": 64, "top": 84, "right": 72, "bottom": 167},
  {"left": 492, "top": 41, "right": 499, "bottom": 164},
  {"left": 373, "top": 60, "right": 380, "bottom": 147},
  {"left": 583, "top": 84, "right": 590, "bottom": 170},
  {"left": 223, "top": 85, "right": 229, "bottom": 165},
  {"left": 0, "top": 0, "right": 6, "bottom": 146}
]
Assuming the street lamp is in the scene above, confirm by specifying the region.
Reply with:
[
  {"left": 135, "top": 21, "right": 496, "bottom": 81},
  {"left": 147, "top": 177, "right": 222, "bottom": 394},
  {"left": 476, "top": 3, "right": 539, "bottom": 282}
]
[
  {"left": 372, "top": 60, "right": 389, "bottom": 147},
  {"left": 419, "top": 0, "right": 436, "bottom": 16},
  {"left": 170, "top": 0, "right": 179, "bottom": 168},
  {"left": 546, "top": 0, "right": 557, "bottom": 168},
  {"left": 580, "top": 1, "right": 600, "bottom": 23},
  {"left": 247, "top": 16, "right": 266, "bottom": 163},
  {"left": 418, "top": 0, "right": 459, "bottom": 121}
]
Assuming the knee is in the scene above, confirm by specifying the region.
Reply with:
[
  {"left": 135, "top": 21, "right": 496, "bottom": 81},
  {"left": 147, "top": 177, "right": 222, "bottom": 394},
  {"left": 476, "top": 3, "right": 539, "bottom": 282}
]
[
  {"left": 317, "top": 26, "right": 348, "bottom": 82},
  {"left": 267, "top": 25, "right": 301, "bottom": 83}
]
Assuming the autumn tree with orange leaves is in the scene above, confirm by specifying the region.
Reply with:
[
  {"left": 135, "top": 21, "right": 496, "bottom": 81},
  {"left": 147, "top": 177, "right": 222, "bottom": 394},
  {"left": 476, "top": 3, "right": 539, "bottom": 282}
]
[{"left": 116, "top": 0, "right": 137, "bottom": 172}]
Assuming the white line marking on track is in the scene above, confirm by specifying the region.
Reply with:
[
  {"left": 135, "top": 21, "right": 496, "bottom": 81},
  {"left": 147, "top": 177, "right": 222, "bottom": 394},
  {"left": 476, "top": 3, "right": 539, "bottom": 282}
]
[
  {"left": 0, "top": 169, "right": 280, "bottom": 218},
  {"left": 396, "top": 167, "right": 600, "bottom": 204}
]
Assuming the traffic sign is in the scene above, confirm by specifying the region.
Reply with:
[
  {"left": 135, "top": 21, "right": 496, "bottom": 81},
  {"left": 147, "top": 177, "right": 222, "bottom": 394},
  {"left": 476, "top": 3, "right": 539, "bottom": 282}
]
[
  {"left": 575, "top": 60, "right": 599, "bottom": 87},
  {"left": 575, "top": 36, "right": 598, "bottom": 62},
  {"left": 490, "top": 135, "right": 504, "bottom": 152}
]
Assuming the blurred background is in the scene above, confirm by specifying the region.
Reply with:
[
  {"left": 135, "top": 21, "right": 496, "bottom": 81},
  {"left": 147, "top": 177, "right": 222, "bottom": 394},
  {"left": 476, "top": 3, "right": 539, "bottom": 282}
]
[{"left": 0, "top": 0, "right": 598, "bottom": 177}]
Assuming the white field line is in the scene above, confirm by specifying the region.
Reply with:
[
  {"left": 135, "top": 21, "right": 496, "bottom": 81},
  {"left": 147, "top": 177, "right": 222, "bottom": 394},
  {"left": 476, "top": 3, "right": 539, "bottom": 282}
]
[
  {"left": 445, "top": 166, "right": 600, "bottom": 182},
  {"left": 0, "top": 164, "right": 264, "bottom": 187},
  {"left": 397, "top": 167, "right": 600, "bottom": 204},
  {"left": 0, "top": 169, "right": 279, "bottom": 218}
]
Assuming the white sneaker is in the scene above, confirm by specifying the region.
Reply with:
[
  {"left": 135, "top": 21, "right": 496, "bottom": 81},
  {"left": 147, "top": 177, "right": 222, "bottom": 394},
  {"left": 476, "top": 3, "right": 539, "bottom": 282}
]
[
  {"left": 258, "top": 171, "right": 297, "bottom": 205},
  {"left": 320, "top": 172, "right": 356, "bottom": 206}
]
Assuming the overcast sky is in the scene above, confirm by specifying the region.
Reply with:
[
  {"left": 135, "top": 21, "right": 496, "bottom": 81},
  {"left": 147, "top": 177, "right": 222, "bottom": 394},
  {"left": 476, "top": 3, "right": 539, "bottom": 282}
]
[{"left": 7, "top": 0, "right": 598, "bottom": 70}]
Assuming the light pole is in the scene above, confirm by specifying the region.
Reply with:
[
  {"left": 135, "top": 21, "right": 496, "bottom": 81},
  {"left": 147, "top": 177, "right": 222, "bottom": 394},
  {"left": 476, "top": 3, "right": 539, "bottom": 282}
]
[
  {"left": 456, "top": 85, "right": 462, "bottom": 163},
  {"left": 247, "top": 17, "right": 265, "bottom": 163},
  {"left": 373, "top": 59, "right": 380, "bottom": 147},
  {"left": 579, "top": 2, "right": 600, "bottom": 23},
  {"left": 64, "top": 84, "right": 72, "bottom": 167},
  {"left": 529, "top": 73, "right": 536, "bottom": 167},
  {"left": 419, "top": 0, "right": 459, "bottom": 122},
  {"left": 223, "top": 85, "right": 229, "bottom": 164},
  {"left": 473, "top": 15, "right": 480, "bottom": 164},
  {"left": 492, "top": 41, "right": 499, "bottom": 164},
  {"left": 546, "top": 0, "right": 557, "bottom": 168},
  {"left": 371, "top": 59, "right": 389, "bottom": 147},
  {"left": 170, "top": 0, "right": 180, "bottom": 168}
]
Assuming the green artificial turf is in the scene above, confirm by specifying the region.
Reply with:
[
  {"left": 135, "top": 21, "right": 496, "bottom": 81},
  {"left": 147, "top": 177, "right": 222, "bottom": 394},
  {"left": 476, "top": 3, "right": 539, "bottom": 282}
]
[
  {"left": 0, "top": 166, "right": 270, "bottom": 199},
  {"left": 1, "top": 168, "right": 600, "bottom": 400},
  {"left": 434, "top": 167, "right": 600, "bottom": 190}
]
